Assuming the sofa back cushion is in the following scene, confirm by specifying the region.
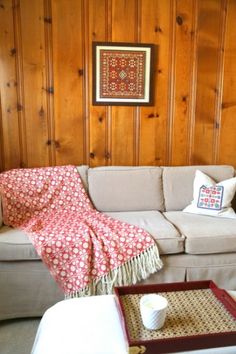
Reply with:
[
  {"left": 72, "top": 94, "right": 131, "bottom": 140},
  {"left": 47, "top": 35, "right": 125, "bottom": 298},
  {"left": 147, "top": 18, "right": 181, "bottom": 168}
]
[
  {"left": 163, "top": 165, "right": 235, "bottom": 211},
  {"left": 77, "top": 165, "right": 88, "bottom": 190},
  {"left": 88, "top": 166, "right": 164, "bottom": 212}
]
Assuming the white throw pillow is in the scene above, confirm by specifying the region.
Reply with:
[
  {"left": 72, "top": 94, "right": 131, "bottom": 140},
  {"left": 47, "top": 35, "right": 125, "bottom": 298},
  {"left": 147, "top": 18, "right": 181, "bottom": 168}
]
[{"left": 183, "top": 170, "right": 236, "bottom": 219}]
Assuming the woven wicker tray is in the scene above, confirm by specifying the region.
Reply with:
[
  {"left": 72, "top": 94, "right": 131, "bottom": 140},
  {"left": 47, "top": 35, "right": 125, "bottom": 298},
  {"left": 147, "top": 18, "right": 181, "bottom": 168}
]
[{"left": 114, "top": 280, "right": 236, "bottom": 354}]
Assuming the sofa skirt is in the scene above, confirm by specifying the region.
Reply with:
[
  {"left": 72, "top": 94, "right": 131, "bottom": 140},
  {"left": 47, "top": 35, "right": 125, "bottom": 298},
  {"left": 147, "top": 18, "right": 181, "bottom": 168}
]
[
  {"left": 0, "top": 252, "right": 236, "bottom": 320},
  {"left": 0, "top": 261, "right": 63, "bottom": 321}
]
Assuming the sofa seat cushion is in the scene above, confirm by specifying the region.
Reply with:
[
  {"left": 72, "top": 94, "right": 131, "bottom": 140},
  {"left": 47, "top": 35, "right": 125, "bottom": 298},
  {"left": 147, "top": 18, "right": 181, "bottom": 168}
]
[
  {"left": 105, "top": 211, "right": 184, "bottom": 255},
  {"left": 164, "top": 211, "right": 236, "bottom": 255},
  {"left": 0, "top": 226, "right": 40, "bottom": 261},
  {"left": 88, "top": 166, "right": 164, "bottom": 212}
]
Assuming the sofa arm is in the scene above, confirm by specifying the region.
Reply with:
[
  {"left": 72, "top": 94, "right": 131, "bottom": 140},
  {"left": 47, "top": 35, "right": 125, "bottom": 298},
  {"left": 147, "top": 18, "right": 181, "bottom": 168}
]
[
  {"left": 233, "top": 180, "right": 236, "bottom": 212},
  {"left": 0, "top": 197, "right": 2, "bottom": 227},
  {"left": 232, "top": 170, "right": 236, "bottom": 212}
]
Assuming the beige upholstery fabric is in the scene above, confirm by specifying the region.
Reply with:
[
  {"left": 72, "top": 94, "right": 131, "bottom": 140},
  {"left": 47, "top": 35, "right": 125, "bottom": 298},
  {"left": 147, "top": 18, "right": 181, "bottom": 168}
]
[
  {"left": 0, "top": 261, "right": 63, "bottom": 320},
  {"left": 88, "top": 166, "right": 164, "bottom": 212},
  {"left": 164, "top": 211, "right": 236, "bottom": 255},
  {"left": 140, "top": 252, "right": 236, "bottom": 289},
  {"left": 163, "top": 165, "right": 235, "bottom": 211},
  {"left": 161, "top": 250, "right": 236, "bottom": 267},
  {"left": 0, "top": 164, "right": 236, "bottom": 321},
  {"left": 105, "top": 211, "right": 184, "bottom": 255},
  {"left": 0, "top": 253, "right": 235, "bottom": 320},
  {"left": 160, "top": 253, "right": 236, "bottom": 289},
  {"left": 77, "top": 165, "right": 88, "bottom": 190},
  {"left": 0, "top": 226, "right": 40, "bottom": 261},
  {"left": 232, "top": 170, "right": 236, "bottom": 211},
  {"left": 0, "top": 197, "right": 2, "bottom": 227},
  {"left": 186, "top": 266, "right": 236, "bottom": 290},
  {"left": 139, "top": 265, "right": 186, "bottom": 285}
]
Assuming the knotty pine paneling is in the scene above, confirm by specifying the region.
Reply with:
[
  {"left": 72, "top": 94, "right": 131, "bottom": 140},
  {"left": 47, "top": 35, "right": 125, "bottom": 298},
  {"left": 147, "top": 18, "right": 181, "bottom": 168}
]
[
  {"left": 111, "top": 0, "right": 137, "bottom": 166},
  {"left": 0, "top": 0, "right": 21, "bottom": 170},
  {"left": 0, "top": 0, "right": 236, "bottom": 172},
  {"left": 170, "top": 0, "right": 195, "bottom": 166},
  {"left": 139, "top": 0, "right": 172, "bottom": 166},
  {"left": 88, "top": 0, "right": 107, "bottom": 167},
  {"left": 192, "top": 0, "right": 224, "bottom": 165},
  {"left": 19, "top": 0, "right": 51, "bottom": 167},
  {"left": 218, "top": 0, "right": 236, "bottom": 165},
  {"left": 51, "top": 0, "right": 85, "bottom": 166},
  {"left": 0, "top": 97, "right": 4, "bottom": 172}
]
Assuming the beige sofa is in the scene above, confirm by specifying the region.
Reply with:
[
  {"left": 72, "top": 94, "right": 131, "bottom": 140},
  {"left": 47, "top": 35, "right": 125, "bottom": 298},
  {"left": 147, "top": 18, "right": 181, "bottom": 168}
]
[{"left": 0, "top": 165, "right": 236, "bottom": 320}]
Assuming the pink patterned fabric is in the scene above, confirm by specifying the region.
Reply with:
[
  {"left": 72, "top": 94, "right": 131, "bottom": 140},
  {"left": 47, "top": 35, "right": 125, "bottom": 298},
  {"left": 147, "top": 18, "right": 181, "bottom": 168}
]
[{"left": 0, "top": 165, "right": 161, "bottom": 296}]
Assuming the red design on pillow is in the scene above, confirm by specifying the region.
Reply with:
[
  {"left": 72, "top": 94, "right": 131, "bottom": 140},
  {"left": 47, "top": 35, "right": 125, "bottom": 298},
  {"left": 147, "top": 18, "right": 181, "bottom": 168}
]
[{"left": 197, "top": 185, "right": 224, "bottom": 211}]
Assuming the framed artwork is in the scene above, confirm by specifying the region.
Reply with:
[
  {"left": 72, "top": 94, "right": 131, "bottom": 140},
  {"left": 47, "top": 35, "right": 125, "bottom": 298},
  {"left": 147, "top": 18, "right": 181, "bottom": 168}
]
[{"left": 92, "top": 42, "right": 154, "bottom": 106}]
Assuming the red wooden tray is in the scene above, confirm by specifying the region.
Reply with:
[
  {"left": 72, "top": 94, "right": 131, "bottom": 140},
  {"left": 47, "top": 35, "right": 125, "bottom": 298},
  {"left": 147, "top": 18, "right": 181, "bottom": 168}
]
[{"left": 114, "top": 280, "right": 236, "bottom": 354}]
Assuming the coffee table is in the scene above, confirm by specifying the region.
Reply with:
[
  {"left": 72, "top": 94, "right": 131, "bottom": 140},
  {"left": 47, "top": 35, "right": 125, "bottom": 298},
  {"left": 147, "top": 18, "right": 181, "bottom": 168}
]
[{"left": 31, "top": 292, "right": 236, "bottom": 354}]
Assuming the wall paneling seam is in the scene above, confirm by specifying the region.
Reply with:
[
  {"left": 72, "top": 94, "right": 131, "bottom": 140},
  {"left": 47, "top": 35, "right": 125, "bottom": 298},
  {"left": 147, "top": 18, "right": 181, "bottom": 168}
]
[
  {"left": 12, "top": 0, "right": 27, "bottom": 167},
  {"left": 105, "top": 0, "right": 112, "bottom": 165},
  {"left": 166, "top": 0, "right": 176, "bottom": 165},
  {"left": 82, "top": 0, "right": 89, "bottom": 165},
  {"left": 187, "top": 0, "right": 198, "bottom": 166},
  {"left": 0, "top": 94, "right": 4, "bottom": 171},
  {"left": 133, "top": 0, "right": 141, "bottom": 166},
  {"left": 213, "top": 0, "right": 228, "bottom": 164},
  {"left": 44, "top": 0, "right": 55, "bottom": 166}
]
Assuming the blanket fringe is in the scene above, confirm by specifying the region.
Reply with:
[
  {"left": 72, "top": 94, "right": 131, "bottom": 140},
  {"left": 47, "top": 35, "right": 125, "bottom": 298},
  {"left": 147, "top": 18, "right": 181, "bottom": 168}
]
[{"left": 65, "top": 245, "right": 163, "bottom": 299}]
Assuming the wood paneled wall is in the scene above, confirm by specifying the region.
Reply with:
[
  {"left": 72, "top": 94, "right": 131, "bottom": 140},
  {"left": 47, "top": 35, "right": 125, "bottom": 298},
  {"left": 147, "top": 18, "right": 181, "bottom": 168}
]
[{"left": 0, "top": 0, "right": 236, "bottom": 171}]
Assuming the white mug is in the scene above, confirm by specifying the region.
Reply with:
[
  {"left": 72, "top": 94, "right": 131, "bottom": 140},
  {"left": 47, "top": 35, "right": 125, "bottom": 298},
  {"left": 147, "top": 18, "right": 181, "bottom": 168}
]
[{"left": 140, "top": 294, "right": 168, "bottom": 330}]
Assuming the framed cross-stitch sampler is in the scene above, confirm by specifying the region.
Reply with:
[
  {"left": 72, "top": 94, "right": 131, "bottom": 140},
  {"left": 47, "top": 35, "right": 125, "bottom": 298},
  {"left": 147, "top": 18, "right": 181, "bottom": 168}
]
[{"left": 92, "top": 42, "right": 154, "bottom": 106}]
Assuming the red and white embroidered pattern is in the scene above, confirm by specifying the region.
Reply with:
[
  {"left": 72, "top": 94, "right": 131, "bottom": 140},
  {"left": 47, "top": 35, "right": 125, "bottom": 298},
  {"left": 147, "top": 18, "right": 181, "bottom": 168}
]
[
  {"left": 197, "top": 185, "right": 224, "bottom": 210},
  {"left": 0, "top": 166, "right": 157, "bottom": 296},
  {"left": 100, "top": 50, "right": 146, "bottom": 99}
]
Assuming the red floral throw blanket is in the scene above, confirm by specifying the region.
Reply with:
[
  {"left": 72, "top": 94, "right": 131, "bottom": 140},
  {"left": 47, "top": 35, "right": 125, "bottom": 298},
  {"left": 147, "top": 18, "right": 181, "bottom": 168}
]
[{"left": 0, "top": 165, "right": 162, "bottom": 297}]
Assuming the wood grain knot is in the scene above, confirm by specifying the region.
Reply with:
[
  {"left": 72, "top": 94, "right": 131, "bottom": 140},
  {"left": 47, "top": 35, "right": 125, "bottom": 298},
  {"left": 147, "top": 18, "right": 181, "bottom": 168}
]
[
  {"left": 176, "top": 16, "right": 183, "bottom": 26},
  {"left": 105, "top": 152, "right": 111, "bottom": 159},
  {"left": 221, "top": 101, "right": 236, "bottom": 109},
  {"left": 154, "top": 26, "right": 162, "bottom": 33},
  {"left": 54, "top": 140, "right": 60, "bottom": 149},
  {"left": 78, "top": 69, "right": 83, "bottom": 76},
  {"left": 90, "top": 152, "right": 95, "bottom": 159},
  {"left": 17, "top": 103, "right": 23, "bottom": 111},
  {"left": 39, "top": 107, "right": 45, "bottom": 117},
  {"left": 46, "top": 87, "right": 54, "bottom": 94},
  {"left": 44, "top": 17, "right": 52, "bottom": 24},
  {"left": 190, "top": 30, "right": 195, "bottom": 37},
  {"left": 148, "top": 113, "right": 159, "bottom": 118},
  {"left": 20, "top": 161, "right": 26, "bottom": 168},
  {"left": 98, "top": 116, "right": 103, "bottom": 122},
  {"left": 10, "top": 48, "right": 16, "bottom": 56}
]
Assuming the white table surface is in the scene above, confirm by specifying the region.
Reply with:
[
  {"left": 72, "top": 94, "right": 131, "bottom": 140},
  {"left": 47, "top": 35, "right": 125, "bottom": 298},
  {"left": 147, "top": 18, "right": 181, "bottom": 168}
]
[{"left": 31, "top": 292, "right": 236, "bottom": 354}]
